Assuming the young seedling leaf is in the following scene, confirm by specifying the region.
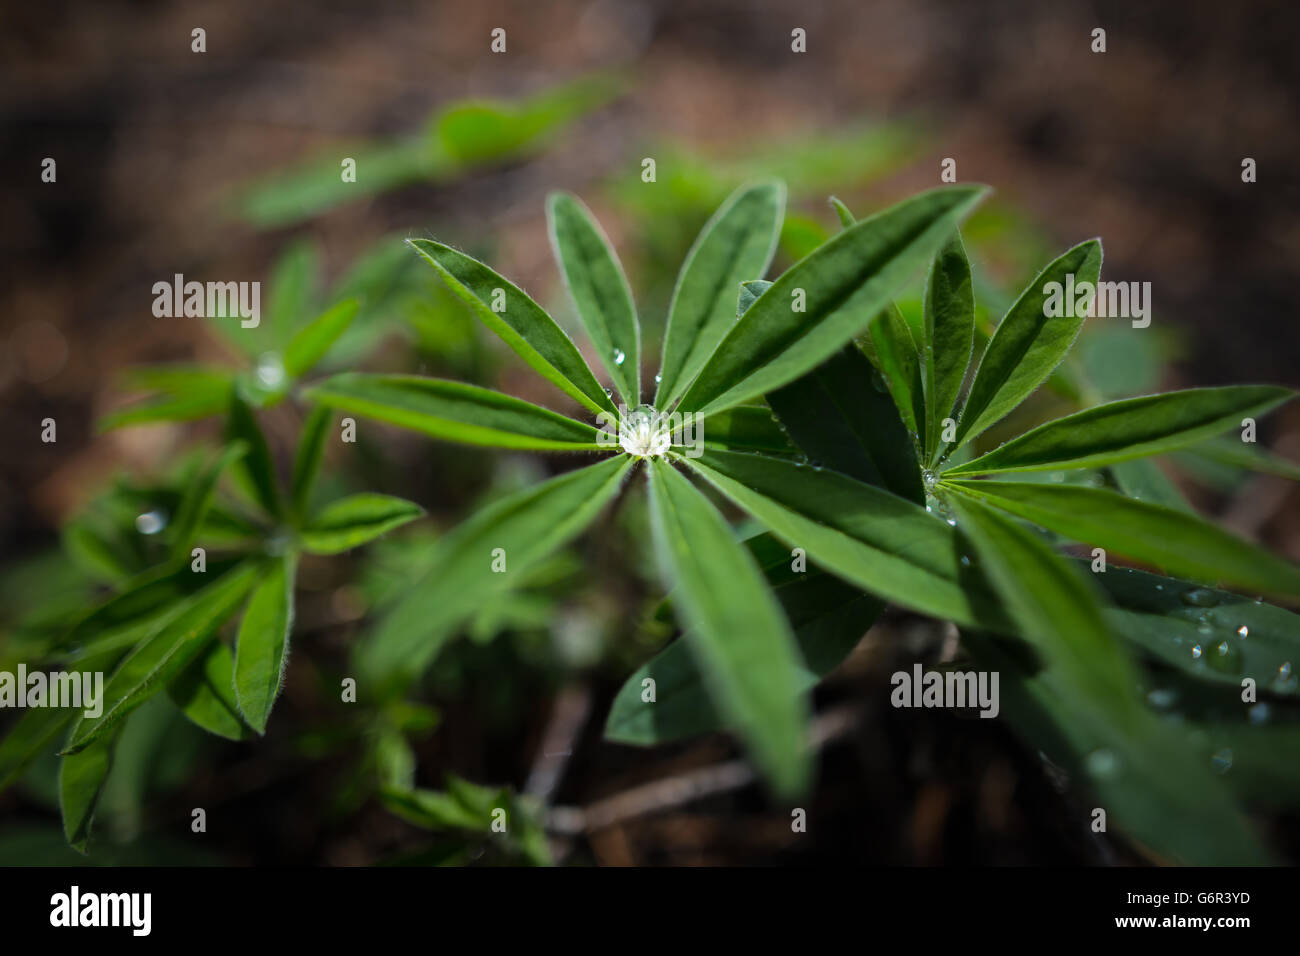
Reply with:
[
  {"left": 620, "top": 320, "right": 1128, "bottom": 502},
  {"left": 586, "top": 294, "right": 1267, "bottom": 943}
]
[
  {"left": 655, "top": 181, "right": 786, "bottom": 408},
  {"left": 677, "top": 184, "right": 987, "bottom": 415},
  {"left": 547, "top": 193, "right": 641, "bottom": 405},
  {"left": 646, "top": 458, "right": 810, "bottom": 797},
  {"left": 408, "top": 239, "right": 617, "bottom": 416},
  {"left": 306, "top": 373, "right": 606, "bottom": 451},
  {"left": 866, "top": 303, "right": 925, "bottom": 441}
]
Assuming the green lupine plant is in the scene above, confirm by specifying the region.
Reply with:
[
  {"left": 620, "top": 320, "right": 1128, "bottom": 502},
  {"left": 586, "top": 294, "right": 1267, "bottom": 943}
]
[
  {"left": 305, "top": 183, "right": 1300, "bottom": 864},
  {"left": 0, "top": 394, "right": 423, "bottom": 852}
]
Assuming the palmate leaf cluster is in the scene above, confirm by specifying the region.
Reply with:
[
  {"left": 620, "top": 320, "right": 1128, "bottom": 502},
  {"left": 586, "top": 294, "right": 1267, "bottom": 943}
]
[
  {"left": 302, "top": 182, "right": 1300, "bottom": 864},
  {"left": 5, "top": 175, "right": 1299, "bottom": 866}
]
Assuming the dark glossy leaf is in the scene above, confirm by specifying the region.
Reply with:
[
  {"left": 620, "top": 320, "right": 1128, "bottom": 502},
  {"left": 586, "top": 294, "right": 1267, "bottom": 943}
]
[
  {"left": 922, "top": 235, "right": 974, "bottom": 462},
  {"left": 677, "top": 185, "right": 987, "bottom": 414},
  {"left": 168, "top": 640, "right": 250, "bottom": 741}
]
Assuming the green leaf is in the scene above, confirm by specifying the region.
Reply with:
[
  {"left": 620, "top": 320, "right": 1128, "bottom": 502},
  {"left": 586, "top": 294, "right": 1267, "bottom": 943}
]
[
  {"left": 955, "top": 239, "right": 1102, "bottom": 448},
  {"left": 0, "top": 648, "right": 122, "bottom": 792},
  {"left": 1108, "top": 458, "right": 1193, "bottom": 512},
  {"left": 964, "top": 630, "right": 1269, "bottom": 865},
  {"left": 283, "top": 299, "right": 359, "bottom": 379},
  {"left": 922, "top": 235, "right": 975, "bottom": 462},
  {"left": 1179, "top": 434, "right": 1300, "bottom": 483},
  {"left": 768, "top": 344, "right": 923, "bottom": 502},
  {"left": 944, "top": 479, "right": 1300, "bottom": 599},
  {"left": 947, "top": 386, "right": 1294, "bottom": 476},
  {"left": 301, "top": 494, "right": 425, "bottom": 555},
  {"left": 266, "top": 239, "right": 322, "bottom": 348},
  {"left": 828, "top": 196, "right": 856, "bottom": 229},
  {"left": 606, "top": 554, "right": 882, "bottom": 746},
  {"left": 735, "top": 278, "right": 772, "bottom": 317},
  {"left": 655, "top": 181, "right": 786, "bottom": 408},
  {"left": 234, "top": 554, "right": 297, "bottom": 734},
  {"left": 683, "top": 450, "right": 1009, "bottom": 629},
  {"left": 99, "top": 374, "right": 233, "bottom": 431},
  {"left": 62, "top": 562, "right": 260, "bottom": 754},
  {"left": 225, "top": 393, "right": 282, "bottom": 519},
  {"left": 865, "top": 303, "right": 924, "bottom": 441},
  {"left": 358, "top": 457, "right": 632, "bottom": 687},
  {"left": 677, "top": 185, "right": 988, "bottom": 415},
  {"left": 59, "top": 733, "right": 117, "bottom": 853},
  {"left": 408, "top": 239, "right": 616, "bottom": 416},
  {"left": 944, "top": 494, "right": 1139, "bottom": 710},
  {"left": 698, "top": 405, "right": 797, "bottom": 455},
  {"left": 290, "top": 406, "right": 332, "bottom": 521},
  {"left": 306, "top": 373, "right": 605, "bottom": 451},
  {"left": 168, "top": 640, "right": 250, "bottom": 741},
  {"left": 1094, "top": 565, "right": 1300, "bottom": 696},
  {"left": 547, "top": 193, "right": 641, "bottom": 405},
  {"left": 166, "top": 442, "right": 248, "bottom": 562},
  {"left": 646, "top": 459, "right": 810, "bottom": 796}
]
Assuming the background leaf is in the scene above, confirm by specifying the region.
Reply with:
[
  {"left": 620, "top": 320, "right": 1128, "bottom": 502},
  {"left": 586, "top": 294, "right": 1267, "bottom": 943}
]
[{"left": 301, "top": 494, "right": 424, "bottom": 555}]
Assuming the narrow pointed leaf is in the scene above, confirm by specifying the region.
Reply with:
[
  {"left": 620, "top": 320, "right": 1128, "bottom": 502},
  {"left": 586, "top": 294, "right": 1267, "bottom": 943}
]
[
  {"left": 768, "top": 344, "right": 923, "bottom": 502},
  {"left": 606, "top": 556, "right": 881, "bottom": 746},
  {"left": 678, "top": 185, "right": 988, "bottom": 415},
  {"left": 59, "top": 734, "right": 116, "bottom": 853},
  {"left": 646, "top": 459, "right": 810, "bottom": 796},
  {"left": 359, "top": 457, "right": 632, "bottom": 687},
  {"left": 283, "top": 298, "right": 359, "bottom": 378},
  {"left": 964, "top": 631, "right": 1268, "bottom": 865},
  {"left": 290, "top": 405, "right": 332, "bottom": 520},
  {"left": 945, "top": 479, "right": 1300, "bottom": 598},
  {"left": 234, "top": 554, "right": 296, "bottom": 734},
  {"left": 63, "top": 562, "right": 260, "bottom": 754},
  {"left": 955, "top": 239, "right": 1102, "bottom": 448},
  {"left": 167, "top": 441, "right": 248, "bottom": 562},
  {"left": 946, "top": 494, "right": 1139, "bottom": 710},
  {"left": 922, "top": 235, "right": 975, "bottom": 461},
  {"left": 1108, "top": 458, "right": 1193, "bottom": 512},
  {"left": 408, "top": 239, "right": 616, "bottom": 416},
  {"left": 306, "top": 373, "right": 605, "bottom": 451},
  {"left": 866, "top": 303, "right": 924, "bottom": 440},
  {"left": 1093, "top": 565, "right": 1300, "bottom": 694},
  {"left": 225, "top": 393, "right": 282, "bottom": 518},
  {"left": 947, "top": 386, "right": 1294, "bottom": 476},
  {"left": 829, "top": 196, "right": 856, "bottom": 229},
  {"left": 300, "top": 494, "right": 424, "bottom": 555},
  {"left": 698, "top": 404, "right": 798, "bottom": 455},
  {"left": 684, "top": 449, "right": 1009, "bottom": 629},
  {"left": 1179, "top": 434, "right": 1300, "bottom": 483},
  {"left": 547, "top": 193, "right": 641, "bottom": 404},
  {"left": 168, "top": 640, "right": 250, "bottom": 740},
  {"left": 655, "top": 182, "right": 785, "bottom": 407}
]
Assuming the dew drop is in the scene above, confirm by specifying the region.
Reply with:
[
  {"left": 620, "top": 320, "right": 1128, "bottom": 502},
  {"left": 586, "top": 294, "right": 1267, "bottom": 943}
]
[
  {"left": 1085, "top": 748, "right": 1119, "bottom": 778},
  {"left": 135, "top": 510, "right": 167, "bottom": 535},
  {"left": 1248, "top": 703, "right": 1271, "bottom": 725},
  {"left": 1235, "top": 625, "right": 1249, "bottom": 640},
  {"left": 1180, "top": 587, "right": 1219, "bottom": 608},
  {"left": 255, "top": 352, "right": 286, "bottom": 389},
  {"left": 1191, "top": 644, "right": 1203, "bottom": 660},
  {"left": 613, "top": 349, "right": 626, "bottom": 366},
  {"left": 1208, "top": 640, "right": 1242, "bottom": 674},
  {"left": 959, "top": 555, "right": 972, "bottom": 568},
  {"left": 1146, "top": 688, "right": 1177, "bottom": 710},
  {"left": 654, "top": 373, "right": 662, "bottom": 385}
]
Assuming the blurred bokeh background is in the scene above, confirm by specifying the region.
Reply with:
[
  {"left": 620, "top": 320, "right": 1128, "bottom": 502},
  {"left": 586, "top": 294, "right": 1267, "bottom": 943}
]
[{"left": 1, "top": 0, "right": 1298, "bottom": 864}]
